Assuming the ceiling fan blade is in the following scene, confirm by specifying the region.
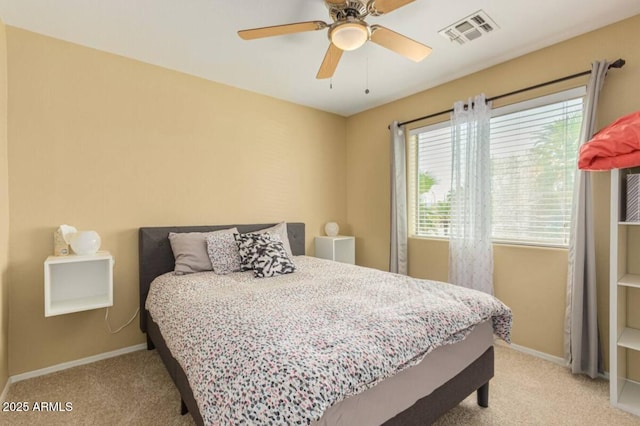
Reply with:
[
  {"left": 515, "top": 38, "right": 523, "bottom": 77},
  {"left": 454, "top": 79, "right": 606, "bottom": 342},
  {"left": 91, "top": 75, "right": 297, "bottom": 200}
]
[
  {"left": 370, "top": 25, "right": 432, "bottom": 62},
  {"left": 369, "top": 0, "right": 414, "bottom": 15},
  {"left": 325, "top": 0, "right": 348, "bottom": 5},
  {"left": 316, "top": 43, "right": 344, "bottom": 79},
  {"left": 238, "top": 21, "right": 328, "bottom": 40}
]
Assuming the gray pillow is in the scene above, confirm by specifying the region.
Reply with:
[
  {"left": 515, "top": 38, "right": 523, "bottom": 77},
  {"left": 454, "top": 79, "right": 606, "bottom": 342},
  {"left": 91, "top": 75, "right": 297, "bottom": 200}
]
[{"left": 169, "top": 227, "right": 238, "bottom": 274}]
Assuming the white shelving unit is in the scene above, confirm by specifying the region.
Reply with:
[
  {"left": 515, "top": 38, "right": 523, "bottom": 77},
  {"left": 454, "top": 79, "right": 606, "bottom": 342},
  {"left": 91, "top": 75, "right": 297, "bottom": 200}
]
[
  {"left": 610, "top": 168, "right": 640, "bottom": 416},
  {"left": 44, "top": 251, "right": 114, "bottom": 317},
  {"left": 315, "top": 236, "right": 355, "bottom": 265}
]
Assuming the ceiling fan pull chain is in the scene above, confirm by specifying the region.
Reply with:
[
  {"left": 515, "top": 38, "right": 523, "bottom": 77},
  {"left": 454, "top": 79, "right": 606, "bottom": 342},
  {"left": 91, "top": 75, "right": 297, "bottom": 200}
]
[
  {"left": 365, "top": 55, "right": 370, "bottom": 94},
  {"left": 330, "top": 77, "right": 333, "bottom": 89}
]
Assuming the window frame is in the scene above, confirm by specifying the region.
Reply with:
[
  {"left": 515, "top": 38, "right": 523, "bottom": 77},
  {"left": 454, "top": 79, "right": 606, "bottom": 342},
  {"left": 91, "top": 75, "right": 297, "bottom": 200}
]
[{"left": 408, "top": 86, "right": 587, "bottom": 248}]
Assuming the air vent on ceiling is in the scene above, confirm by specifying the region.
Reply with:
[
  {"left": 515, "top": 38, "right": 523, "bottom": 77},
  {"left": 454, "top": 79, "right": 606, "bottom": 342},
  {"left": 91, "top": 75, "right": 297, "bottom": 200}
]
[{"left": 438, "top": 10, "right": 499, "bottom": 45}]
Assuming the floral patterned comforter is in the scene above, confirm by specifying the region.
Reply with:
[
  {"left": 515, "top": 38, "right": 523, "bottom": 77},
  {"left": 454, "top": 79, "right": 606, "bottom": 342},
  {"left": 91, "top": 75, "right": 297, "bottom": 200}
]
[{"left": 146, "top": 256, "right": 512, "bottom": 425}]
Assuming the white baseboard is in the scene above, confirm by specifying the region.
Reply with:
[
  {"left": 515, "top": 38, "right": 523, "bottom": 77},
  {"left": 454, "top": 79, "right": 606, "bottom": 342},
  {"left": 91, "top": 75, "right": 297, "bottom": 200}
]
[
  {"left": 498, "top": 340, "right": 609, "bottom": 380},
  {"left": 10, "top": 343, "right": 146, "bottom": 384},
  {"left": 0, "top": 377, "right": 9, "bottom": 403},
  {"left": 503, "top": 341, "right": 566, "bottom": 366}
]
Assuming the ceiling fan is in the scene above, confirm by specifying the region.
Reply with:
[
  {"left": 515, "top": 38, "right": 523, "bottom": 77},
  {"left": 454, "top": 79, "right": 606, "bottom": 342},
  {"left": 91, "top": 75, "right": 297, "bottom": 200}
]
[{"left": 238, "top": 0, "right": 432, "bottom": 79}]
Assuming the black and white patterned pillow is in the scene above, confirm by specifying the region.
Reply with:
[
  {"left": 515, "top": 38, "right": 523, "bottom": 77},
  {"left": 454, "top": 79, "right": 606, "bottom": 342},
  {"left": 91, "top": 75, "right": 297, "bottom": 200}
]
[
  {"left": 253, "top": 241, "right": 296, "bottom": 278},
  {"left": 233, "top": 233, "right": 280, "bottom": 271},
  {"left": 205, "top": 232, "right": 242, "bottom": 275}
]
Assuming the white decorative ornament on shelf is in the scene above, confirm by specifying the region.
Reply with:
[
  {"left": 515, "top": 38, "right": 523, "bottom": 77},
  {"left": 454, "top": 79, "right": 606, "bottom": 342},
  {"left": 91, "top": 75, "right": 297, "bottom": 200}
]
[
  {"left": 59, "top": 224, "right": 78, "bottom": 244},
  {"left": 324, "top": 222, "right": 339, "bottom": 237},
  {"left": 70, "top": 230, "right": 101, "bottom": 255},
  {"left": 53, "top": 224, "right": 77, "bottom": 256}
]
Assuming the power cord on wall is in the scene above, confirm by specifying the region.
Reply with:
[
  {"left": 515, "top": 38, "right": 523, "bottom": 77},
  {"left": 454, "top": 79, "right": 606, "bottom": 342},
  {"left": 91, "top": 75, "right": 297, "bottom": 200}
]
[{"left": 105, "top": 307, "right": 140, "bottom": 334}]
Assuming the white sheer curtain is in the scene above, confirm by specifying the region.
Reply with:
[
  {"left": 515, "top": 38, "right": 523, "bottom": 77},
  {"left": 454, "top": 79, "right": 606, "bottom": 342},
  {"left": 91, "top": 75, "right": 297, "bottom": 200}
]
[
  {"left": 390, "top": 120, "right": 408, "bottom": 275},
  {"left": 449, "top": 94, "right": 493, "bottom": 294},
  {"left": 564, "top": 60, "right": 610, "bottom": 378}
]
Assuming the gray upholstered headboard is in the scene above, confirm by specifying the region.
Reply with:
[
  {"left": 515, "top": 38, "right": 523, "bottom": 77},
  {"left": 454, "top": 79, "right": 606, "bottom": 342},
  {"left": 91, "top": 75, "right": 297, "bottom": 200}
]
[{"left": 138, "top": 223, "right": 305, "bottom": 332}]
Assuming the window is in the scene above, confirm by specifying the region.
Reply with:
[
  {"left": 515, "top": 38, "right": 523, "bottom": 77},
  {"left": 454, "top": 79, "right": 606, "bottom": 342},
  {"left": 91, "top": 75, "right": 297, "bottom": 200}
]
[{"left": 408, "top": 87, "right": 586, "bottom": 247}]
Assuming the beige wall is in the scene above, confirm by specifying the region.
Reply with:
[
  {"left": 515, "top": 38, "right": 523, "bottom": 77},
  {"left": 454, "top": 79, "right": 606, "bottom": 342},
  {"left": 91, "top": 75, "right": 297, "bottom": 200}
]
[
  {"left": 346, "top": 15, "right": 640, "bottom": 366},
  {"left": 6, "top": 28, "right": 347, "bottom": 375},
  {"left": 0, "top": 18, "right": 9, "bottom": 390}
]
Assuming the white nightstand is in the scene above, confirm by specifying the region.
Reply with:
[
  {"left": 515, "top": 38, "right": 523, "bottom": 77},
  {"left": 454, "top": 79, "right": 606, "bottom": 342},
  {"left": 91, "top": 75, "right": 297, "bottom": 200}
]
[
  {"left": 44, "top": 251, "right": 114, "bottom": 317},
  {"left": 315, "top": 236, "right": 355, "bottom": 265}
]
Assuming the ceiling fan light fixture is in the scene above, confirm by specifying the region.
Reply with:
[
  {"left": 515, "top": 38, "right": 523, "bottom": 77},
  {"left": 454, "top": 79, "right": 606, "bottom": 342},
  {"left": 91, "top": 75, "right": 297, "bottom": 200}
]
[{"left": 330, "top": 22, "right": 369, "bottom": 51}]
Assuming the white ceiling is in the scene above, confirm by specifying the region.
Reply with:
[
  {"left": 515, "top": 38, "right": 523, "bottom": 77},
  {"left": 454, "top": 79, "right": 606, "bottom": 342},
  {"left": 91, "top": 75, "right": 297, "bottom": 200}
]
[{"left": 0, "top": 0, "right": 638, "bottom": 116}]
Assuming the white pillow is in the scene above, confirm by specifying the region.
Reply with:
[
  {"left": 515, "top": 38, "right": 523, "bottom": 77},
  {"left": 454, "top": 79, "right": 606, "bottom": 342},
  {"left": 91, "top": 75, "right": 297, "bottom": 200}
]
[{"left": 253, "top": 222, "right": 293, "bottom": 257}]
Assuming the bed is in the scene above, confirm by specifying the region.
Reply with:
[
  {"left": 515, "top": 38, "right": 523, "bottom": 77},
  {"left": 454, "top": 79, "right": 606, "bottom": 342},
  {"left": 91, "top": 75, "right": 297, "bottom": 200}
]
[{"left": 139, "top": 223, "right": 511, "bottom": 425}]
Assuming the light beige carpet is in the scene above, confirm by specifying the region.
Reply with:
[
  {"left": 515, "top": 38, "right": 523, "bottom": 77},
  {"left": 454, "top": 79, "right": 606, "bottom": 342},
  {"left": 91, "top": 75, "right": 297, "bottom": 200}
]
[{"left": 1, "top": 343, "right": 639, "bottom": 425}]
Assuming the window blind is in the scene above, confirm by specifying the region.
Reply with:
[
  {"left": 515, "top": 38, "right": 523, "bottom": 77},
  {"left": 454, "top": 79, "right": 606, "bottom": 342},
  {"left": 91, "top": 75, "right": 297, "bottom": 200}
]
[{"left": 410, "top": 124, "right": 453, "bottom": 238}]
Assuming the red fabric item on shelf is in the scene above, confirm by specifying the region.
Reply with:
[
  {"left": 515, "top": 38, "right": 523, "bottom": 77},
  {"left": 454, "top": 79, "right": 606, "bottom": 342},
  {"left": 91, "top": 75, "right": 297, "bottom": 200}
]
[{"left": 578, "top": 111, "right": 640, "bottom": 171}]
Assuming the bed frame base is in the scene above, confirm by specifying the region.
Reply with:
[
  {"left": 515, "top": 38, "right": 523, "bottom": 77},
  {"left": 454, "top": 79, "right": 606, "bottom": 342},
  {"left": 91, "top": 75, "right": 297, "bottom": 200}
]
[
  {"left": 145, "top": 309, "right": 493, "bottom": 426},
  {"left": 478, "top": 382, "right": 489, "bottom": 408},
  {"left": 383, "top": 340, "right": 493, "bottom": 425}
]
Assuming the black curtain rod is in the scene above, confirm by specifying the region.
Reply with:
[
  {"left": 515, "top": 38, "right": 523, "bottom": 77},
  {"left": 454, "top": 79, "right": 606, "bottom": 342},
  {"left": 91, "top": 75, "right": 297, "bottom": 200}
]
[{"left": 393, "top": 58, "right": 626, "bottom": 129}]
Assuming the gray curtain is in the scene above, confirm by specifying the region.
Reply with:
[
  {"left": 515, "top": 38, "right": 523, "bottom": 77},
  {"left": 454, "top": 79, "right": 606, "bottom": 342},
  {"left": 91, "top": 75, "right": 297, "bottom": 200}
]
[
  {"left": 564, "top": 60, "right": 610, "bottom": 378},
  {"left": 390, "top": 120, "right": 408, "bottom": 275}
]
